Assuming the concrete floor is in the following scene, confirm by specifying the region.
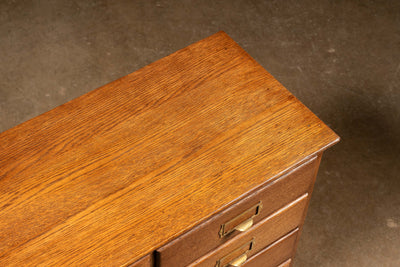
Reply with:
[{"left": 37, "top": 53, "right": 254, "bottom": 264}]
[{"left": 0, "top": 1, "right": 399, "bottom": 266}]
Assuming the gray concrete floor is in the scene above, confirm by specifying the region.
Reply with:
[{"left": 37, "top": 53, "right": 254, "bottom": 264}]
[{"left": 0, "top": 1, "right": 399, "bottom": 266}]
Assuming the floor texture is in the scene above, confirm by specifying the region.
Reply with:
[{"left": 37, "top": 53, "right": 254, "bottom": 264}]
[{"left": 0, "top": 1, "right": 399, "bottom": 266}]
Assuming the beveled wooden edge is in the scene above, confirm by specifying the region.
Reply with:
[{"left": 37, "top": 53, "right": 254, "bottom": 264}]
[
  {"left": 278, "top": 258, "right": 292, "bottom": 267},
  {"left": 125, "top": 253, "right": 153, "bottom": 267}
]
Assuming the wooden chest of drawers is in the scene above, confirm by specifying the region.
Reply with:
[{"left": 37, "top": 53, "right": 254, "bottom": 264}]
[{"left": 0, "top": 32, "right": 339, "bottom": 266}]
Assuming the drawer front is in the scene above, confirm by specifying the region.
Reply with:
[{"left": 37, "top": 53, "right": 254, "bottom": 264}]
[
  {"left": 277, "top": 259, "right": 292, "bottom": 267},
  {"left": 244, "top": 230, "right": 297, "bottom": 267},
  {"left": 156, "top": 156, "right": 319, "bottom": 267},
  {"left": 187, "top": 194, "right": 307, "bottom": 267},
  {"left": 127, "top": 254, "right": 153, "bottom": 267}
]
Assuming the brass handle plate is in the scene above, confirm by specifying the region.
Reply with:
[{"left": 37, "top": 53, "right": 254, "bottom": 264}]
[
  {"left": 219, "top": 201, "right": 262, "bottom": 238},
  {"left": 215, "top": 239, "right": 254, "bottom": 267}
]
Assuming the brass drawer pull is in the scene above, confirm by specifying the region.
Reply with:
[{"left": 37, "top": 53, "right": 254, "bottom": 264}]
[
  {"left": 219, "top": 201, "right": 262, "bottom": 238},
  {"left": 229, "top": 253, "right": 247, "bottom": 266},
  {"left": 234, "top": 218, "right": 253, "bottom": 232},
  {"left": 215, "top": 239, "right": 254, "bottom": 267}
]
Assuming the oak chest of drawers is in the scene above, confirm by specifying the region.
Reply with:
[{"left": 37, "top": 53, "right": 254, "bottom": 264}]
[{"left": 0, "top": 32, "right": 339, "bottom": 266}]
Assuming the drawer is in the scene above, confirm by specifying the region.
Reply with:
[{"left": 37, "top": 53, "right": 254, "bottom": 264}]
[
  {"left": 244, "top": 230, "right": 297, "bottom": 267},
  {"left": 128, "top": 254, "right": 153, "bottom": 267},
  {"left": 187, "top": 194, "right": 307, "bottom": 267},
  {"left": 156, "top": 157, "right": 319, "bottom": 266},
  {"left": 277, "top": 259, "right": 292, "bottom": 267}
]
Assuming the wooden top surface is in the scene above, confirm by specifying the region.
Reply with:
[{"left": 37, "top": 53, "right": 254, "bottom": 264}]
[{"left": 0, "top": 32, "right": 339, "bottom": 266}]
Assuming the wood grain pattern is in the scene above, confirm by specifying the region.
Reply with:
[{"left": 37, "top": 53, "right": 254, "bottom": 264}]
[
  {"left": 156, "top": 156, "right": 319, "bottom": 266},
  {"left": 0, "top": 31, "right": 339, "bottom": 266}
]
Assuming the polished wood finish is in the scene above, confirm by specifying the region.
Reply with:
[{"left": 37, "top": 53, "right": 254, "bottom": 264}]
[
  {"left": 244, "top": 230, "right": 298, "bottom": 267},
  {"left": 156, "top": 156, "right": 319, "bottom": 266},
  {"left": 0, "top": 32, "right": 339, "bottom": 265},
  {"left": 127, "top": 255, "right": 152, "bottom": 267},
  {"left": 277, "top": 259, "right": 292, "bottom": 267},
  {"left": 187, "top": 194, "right": 308, "bottom": 267}
]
